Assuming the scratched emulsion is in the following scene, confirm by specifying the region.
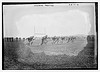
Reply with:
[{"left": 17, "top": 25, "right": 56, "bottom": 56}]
[
  {"left": 27, "top": 36, "right": 87, "bottom": 56},
  {"left": 18, "top": 10, "right": 90, "bottom": 56},
  {"left": 17, "top": 36, "right": 88, "bottom": 65},
  {"left": 16, "top": 10, "right": 91, "bottom": 37},
  {"left": 17, "top": 10, "right": 91, "bottom": 64},
  {"left": 43, "top": 37, "right": 87, "bottom": 56}
]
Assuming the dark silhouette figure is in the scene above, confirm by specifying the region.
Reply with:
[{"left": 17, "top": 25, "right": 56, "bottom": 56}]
[{"left": 41, "top": 35, "right": 48, "bottom": 45}]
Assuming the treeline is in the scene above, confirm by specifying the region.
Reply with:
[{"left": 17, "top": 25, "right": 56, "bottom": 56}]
[
  {"left": 87, "top": 35, "right": 95, "bottom": 41},
  {"left": 3, "top": 37, "right": 26, "bottom": 42}
]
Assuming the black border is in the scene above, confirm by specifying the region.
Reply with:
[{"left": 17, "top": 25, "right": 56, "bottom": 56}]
[
  {"left": 2, "top": 2, "right": 4, "bottom": 70},
  {"left": 2, "top": 2, "right": 97, "bottom": 5},
  {"left": 2, "top": 2, "right": 98, "bottom": 70},
  {"left": 95, "top": 2, "right": 98, "bottom": 70}
]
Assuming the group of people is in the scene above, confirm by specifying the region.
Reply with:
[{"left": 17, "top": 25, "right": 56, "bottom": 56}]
[
  {"left": 4, "top": 35, "right": 87, "bottom": 45},
  {"left": 25, "top": 35, "right": 78, "bottom": 46}
]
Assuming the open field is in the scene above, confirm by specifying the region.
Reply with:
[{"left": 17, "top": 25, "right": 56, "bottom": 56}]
[{"left": 3, "top": 35, "right": 97, "bottom": 70}]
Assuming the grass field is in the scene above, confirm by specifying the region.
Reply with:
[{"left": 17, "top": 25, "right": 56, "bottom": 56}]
[{"left": 3, "top": 35, "right": 97, "bottom": 70}]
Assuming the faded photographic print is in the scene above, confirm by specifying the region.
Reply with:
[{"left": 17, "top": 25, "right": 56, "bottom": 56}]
[{"left": 2, "top": 2, "right": 98, "bottom": 70}]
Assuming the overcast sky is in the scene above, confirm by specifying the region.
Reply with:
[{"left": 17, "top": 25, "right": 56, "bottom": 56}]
[{"left": 3, "top": 3, "right": 95, "bottom": 38}]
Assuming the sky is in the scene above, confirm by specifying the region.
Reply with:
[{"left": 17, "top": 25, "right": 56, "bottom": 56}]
[{"left": 3, "top": 3, "right": 96, "bottom": 38}]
